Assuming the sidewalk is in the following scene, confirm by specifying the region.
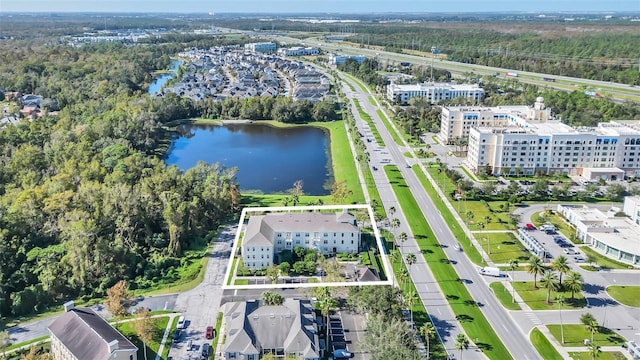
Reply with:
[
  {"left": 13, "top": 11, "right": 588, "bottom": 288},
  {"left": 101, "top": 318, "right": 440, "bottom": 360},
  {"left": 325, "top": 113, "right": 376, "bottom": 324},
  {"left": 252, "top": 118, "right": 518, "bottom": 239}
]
[{"left": 535, "top": 325, "right": 634, "bottom": 360}]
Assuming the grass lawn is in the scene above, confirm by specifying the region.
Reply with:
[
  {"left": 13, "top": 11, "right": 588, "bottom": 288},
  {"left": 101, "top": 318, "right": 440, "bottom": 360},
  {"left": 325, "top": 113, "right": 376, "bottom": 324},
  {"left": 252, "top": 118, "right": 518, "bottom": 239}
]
[
  {"left": 569, "top": 351, "right": 627, "bottom": 359},
  {"left": 353, "top": 99, "right": 384, "bottom": 146},
  {"left": 413, "top": 167, "right": 484, "bottom": 266},
  {"left": 489, "top": 282, "right": 521, "bottom": 310},
  {"left": 376, "top": 109, "right": 404, "bottom": 146},
  {"left": 117, "top": 315, "right": 170, "bottom": 360},
  {"left": 390, "top": 249, "right": 447, "bottom": 360},
  {"left": 385, "top": 165, "right": 512, "bottom": 360},
  {"left": 530, "top": 327, "right": 563, "bottom": 360},
  {"left": 580, "top": 247, "right": 634, "bottom": 270},
  {"left": 547, "top": 324, "right": 626, "bottom": 347},
  {"left": 480, "top": 232, "right": 531, "bottom": 264},
  {"left": 368, "top": 96, "right": 377, "bottom": 106},
  {"left": 138, "top": 247, "right": 211, "bottom": 296},
  {"left": 513, "top": 281, "right": 586, "bottom": 310},
  {"left": 234, "top": 279, "right": 249, "bottom": 285},
  {"left": 606, "top": 286, "right": 640, "bottom": 307},
  {"left": 211, "top": 312, "right": 223, "bottom": 350}
]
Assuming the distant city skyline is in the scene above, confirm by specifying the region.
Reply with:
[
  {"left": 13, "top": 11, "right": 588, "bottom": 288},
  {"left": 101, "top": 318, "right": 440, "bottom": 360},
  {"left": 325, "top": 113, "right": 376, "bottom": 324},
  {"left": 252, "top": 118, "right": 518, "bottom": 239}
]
[{"left": 1, "top": 0, "right": 638, "bottom": 13}]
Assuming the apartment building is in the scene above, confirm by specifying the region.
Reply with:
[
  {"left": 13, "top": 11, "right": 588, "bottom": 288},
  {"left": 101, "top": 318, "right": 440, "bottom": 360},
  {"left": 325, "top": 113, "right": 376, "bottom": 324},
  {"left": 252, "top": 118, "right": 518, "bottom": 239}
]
[
  {"left": 244, "top": 42, "right": 277, "bottom": 53},
  {"left": 441, "top": 98, "right": 640, "bottom": 178},
  {"left": 278, "top": 46, "right": 319, "bottom": 56},
  {"left": 387, "top": 82, "right": 484, "bottom": 105}
]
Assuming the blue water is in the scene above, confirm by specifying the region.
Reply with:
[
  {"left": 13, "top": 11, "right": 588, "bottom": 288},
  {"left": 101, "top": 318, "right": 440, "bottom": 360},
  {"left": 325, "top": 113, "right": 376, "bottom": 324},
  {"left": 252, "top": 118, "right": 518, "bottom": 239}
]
[
  {"left": 166, "top": 123, "right": 333, "bottom": 195},
  {"left": 148, "top": 60, "right": 182, "bottom": 95}
]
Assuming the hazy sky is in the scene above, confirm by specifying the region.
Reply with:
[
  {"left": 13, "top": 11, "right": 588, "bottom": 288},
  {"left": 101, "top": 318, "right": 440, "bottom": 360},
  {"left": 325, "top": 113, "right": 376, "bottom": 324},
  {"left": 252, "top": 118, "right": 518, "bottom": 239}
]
[{"left": 1, "top": 0, "right": 638, "bottom": 13}]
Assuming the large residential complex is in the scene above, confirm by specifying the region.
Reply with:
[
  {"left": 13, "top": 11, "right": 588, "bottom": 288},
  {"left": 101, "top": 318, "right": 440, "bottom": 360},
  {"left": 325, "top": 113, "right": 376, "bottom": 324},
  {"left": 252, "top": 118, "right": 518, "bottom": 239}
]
[
  {"left": 222, "top": 299, "right": 321, "bottom": 360},
  {"left": 48, "top": 301, "right": 137, "bottom": 360},
  {"left": 557, "top": 197, "right": 640, "bottom": 266},
  {"left": 387, "top": 82, "right": 484, "bottom": 105},
  {"left": 440, "top": 97, "right": 640, "bottom": 178},
  {"left": 242, "top": 211, "right": 361, "bottom": 269},
  {"left": 278, "top": 46, "right": 320, "bottom": 56},
  {"left": 244, "top": 42, "right": 277, "bottom": 53}
]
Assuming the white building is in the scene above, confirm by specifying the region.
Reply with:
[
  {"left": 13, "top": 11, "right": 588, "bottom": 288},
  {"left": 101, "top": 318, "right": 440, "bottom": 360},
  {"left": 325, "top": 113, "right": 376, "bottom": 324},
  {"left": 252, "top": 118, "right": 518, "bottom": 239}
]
[
  {"left": 557, "top": 202, "right": 640, "bottom": 266},
  {"left": 242, "top": 211, "right": 361, "bottom": 269},
  {"left": 453, "top": 98, "right": 640, "bottom": 177},
  {"left": 244, "top": 42, "right": 277, "bottom": 53},
  {"left": 387, "top": 82, "right": 484, "bottom": 105},
  {"left": 329, "top": 54, "right": 366, "bottom": 65},
  {"left": 623, "top": 195, "right": 640, "bottom": 225},
  {"left": 278, "top": 46, "right": 319, "bottom": 56}
]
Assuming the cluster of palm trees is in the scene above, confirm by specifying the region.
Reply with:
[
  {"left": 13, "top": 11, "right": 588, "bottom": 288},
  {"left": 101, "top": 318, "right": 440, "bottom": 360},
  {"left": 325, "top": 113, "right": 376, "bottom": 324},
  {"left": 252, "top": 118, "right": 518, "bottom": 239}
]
[{"left": 526, "top": 255, "right": 584, "bottom": 304}]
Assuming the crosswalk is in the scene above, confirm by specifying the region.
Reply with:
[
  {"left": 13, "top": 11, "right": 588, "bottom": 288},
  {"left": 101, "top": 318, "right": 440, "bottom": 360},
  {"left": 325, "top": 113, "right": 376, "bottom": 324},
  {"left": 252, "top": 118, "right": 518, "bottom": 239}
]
[{"left": 525, "top": 311, "right": 542, "bottom": 325}]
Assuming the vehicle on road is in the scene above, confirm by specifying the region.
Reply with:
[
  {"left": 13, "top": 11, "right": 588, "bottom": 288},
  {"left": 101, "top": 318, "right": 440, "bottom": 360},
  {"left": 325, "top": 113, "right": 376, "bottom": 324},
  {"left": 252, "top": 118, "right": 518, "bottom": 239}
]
[
  {"left": 205, "top": 326, "right": 215, "bottom": 340},
  {"left": 201, "top": 343, "right": 211, "bottom": 358},
  {"left": 177, "top": 315, "right": 186, "bottom": 330},
  {"left": 478, "top": 266, "right": 501, "bottom": 277}
]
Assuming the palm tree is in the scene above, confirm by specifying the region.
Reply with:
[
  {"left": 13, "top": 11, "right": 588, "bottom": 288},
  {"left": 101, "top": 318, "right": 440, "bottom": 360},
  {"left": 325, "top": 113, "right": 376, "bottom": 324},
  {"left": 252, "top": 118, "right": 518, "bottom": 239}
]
[
  {"left": 398, "top": 232, "right": 408, "bottom": 252},
  {"left": 390, "top": 218, "right": 400, "bottom": 250},
  {"left": 539, "top": 271, "right": 560, "bottom": 304},
  {"left": 556, "top": 295, "right": 566, "bottom": 344},
  {"left": 551, "top": 256, "right": 570, "bottom": 286},
  {"left": 586, "top": 320, "right": 599, "bottom": 344},
  {"left": 405, "top": 289, "right": 419, "bottom": 324},
  {"left": 455, "top": 333, "right": 470, "bottom": 359},
  {"left": 588, "top": 342, "right": 601, "bottom": 360},
  {"left": 316, "top": 293, "right": 338, "bottom": 344},
  {"left": 527, "top": 256, "right": 545, "bottom": 289},
  {"left": 465, "top": 210, "right": 474, "bottom": 226},
  {"left": 399, "top": 268, "right": 409, "bottom": 292},
  {"left": 509, "top": 258, "right": 519, "bottom": 303},
  {"left": 389, "top": 206, "right": 396, "bottom": 218},
  {"left": 406, "top": 253, "right": 417, "bottom": 273},
  {"left": 581, "top": 313, "right": 599, "bottom": 343},
  {"left": 419, "top": 323, "right": 436, "bottom": 359},
  {"left": 565, "top": 271, "right": 584, "bottom": 300}
]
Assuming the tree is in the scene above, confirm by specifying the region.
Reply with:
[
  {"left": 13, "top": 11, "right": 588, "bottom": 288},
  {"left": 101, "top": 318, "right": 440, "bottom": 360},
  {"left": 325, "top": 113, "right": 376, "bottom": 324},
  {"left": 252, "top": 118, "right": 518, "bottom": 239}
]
[
  {"left": 0, "top": 331, "right": 10, "bottom": 358},
  {"left": 316, "top": 288, "right": 339, "bottom": 343},
  {"left": 388, "top": 206, "right": 396, "bottom": 218},
  {"left": 455, "top": 333, "right": 470, "bottom": 359},
  {"left": 105, "top": 280, "right": 131, "bottom": 323},
  {"left": 419, "top": 322, "right": 436, "bottom": 359},
  {"left": 133, "top": 307, "right": 156, "bottom": 360},
  {"left": 586, "top": 254, "right": 597, "bottom": 267},
  {"left": 405, "top": 289, "right": 419, "bottom": 324},
  {"left": 406, "top": 253, "right": 417, "bottom": 273},
  {"left": 290, "top": 180, "right": 304, "bottom": 206},
  {"left": 19, "top": 347, "right": 52, "bottom": 360},
  {"left": 261, "top": 291, "right": 284, "bottom": 306},
  {"left": 581, "top": 313, "right": 599, "bottom": 343},
  {"left": 331, "top": 180, "right": 352, "bottom": 204},
  {"left": 509, "top": 258, "right": 519, "bottom": 303},
  {"left": 266, "top": 265, "right": 281, "bottom": 284},
  {"left": 398, "top": 232, "right": 408, "bottom": 252},
  {"left": 539, "top": 271, "right": 560, "bottom": 304},
  {"left": 556, "top": 295, "right": 566, "bottom": 344},
  {"left": 565, "top": 271, "right": 584, "bottom": 300},
  {"left": 398, "top": 268, "right": 409, "bottom": 292},
  {"left": 551, "top": 256, "right": 570, "bottom": 286},
  {"left": 363, "top": 313, "right": 422, "bottom": 360},
  {"left": 588, "top": 342, "right": 601, "bottom": 360},
  {"left": 527, "top": 256, "right": 545, "bottom": 289},
  {"left": 390, "top": 218, "right": 401, "bottom": 249}
]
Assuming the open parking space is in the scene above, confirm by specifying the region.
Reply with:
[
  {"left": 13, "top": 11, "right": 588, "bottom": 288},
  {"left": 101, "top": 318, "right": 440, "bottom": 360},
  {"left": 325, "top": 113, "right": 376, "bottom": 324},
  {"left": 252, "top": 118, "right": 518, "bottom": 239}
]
[{"left": 337, "top": 310, "right": 369, "bottom": 360}]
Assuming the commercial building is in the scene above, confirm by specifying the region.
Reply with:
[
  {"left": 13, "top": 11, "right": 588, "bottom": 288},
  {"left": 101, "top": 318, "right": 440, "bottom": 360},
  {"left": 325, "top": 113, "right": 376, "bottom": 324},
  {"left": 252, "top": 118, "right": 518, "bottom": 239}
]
[
  {"left": 278, "top": 46, "right": 319, "bottom": 56},
  {"left": 557, "top": 201, "right": 640, "bottom": 266},
  {"left": 244, "top": 42, "right": 277, "bottom": 53},
  {"left": 242, "top": 211, "right": 360, "bottom": 269},
  {"left": 222, "top": 298, "right": 321, "bottom": 360},
  {"left": 387, "top": 82, "right": 484, "bottom": 105},
  {"left": 328, "top": 54, "right": 366, "bottom": 65},
  {"left": 48, "top": 301, "right": 137, "bottom": 360},
  {"left": 623, "top": 195, "right": 640, "bottom": 225},
  {"left": 448, "top": 97, "right": 640, "bottom": 177}
]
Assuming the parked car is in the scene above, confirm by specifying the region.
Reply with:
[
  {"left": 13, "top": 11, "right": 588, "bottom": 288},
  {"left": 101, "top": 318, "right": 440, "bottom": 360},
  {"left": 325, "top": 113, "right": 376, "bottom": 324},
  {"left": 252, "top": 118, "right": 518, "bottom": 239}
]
[
  {"left": 201, "top": 343, "right": 211, "bottom": 358},
  {"left": 186, "top": 339, "right": 193, "bottom": 351},
  {"left": 525, "top": 223, "right": 536, "bottom": 230},
  {"left": 172, "top": 329, "right": 182, "bottom": 343},
  {"left": 177, "top": 315, "right": 186, "bottom": 330},
  {"left": 563, "top": 248, "right": 579, "bottom": 255},
  {"left": 205, "top": 326, "right": 215, "bottom": 340},
  {"left": 574, "top": 256, "right": 586, "bottom": 263}
]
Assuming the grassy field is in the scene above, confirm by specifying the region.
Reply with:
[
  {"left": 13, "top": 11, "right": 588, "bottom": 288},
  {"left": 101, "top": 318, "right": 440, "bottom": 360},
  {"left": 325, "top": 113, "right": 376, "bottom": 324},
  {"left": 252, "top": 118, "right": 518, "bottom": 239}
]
[
  {"left": 530, "top": 327, "right": 564, "bottom": 360},
  {"left": 138, "top": 247, "right": 211, "bottom": 296},
  {"left": 489, "top": 282, "right": 521, "bottom": 310},
  {"left": 568, "top": 351, "right": 627, "bottom": 359},
  {"left": 580, "top": 247, "right": 634, "bottom": 270},
  {"left": 547, "top": 324, "right": 626, "bottom": 347},
  {"left": 480, "top": 232, "right": 530, "bottom": 264},
  {"left": 376, "top": 109, "right": 404, "bottom": 146},
  {"left": 117, "top": 315, "right": 171, "bottom": 360},
  {"left": 513, "top": 281, "right": 586, "bottom": 310},
  {"left": 413, "top": 167, "right": 484, "bottom": 266},
  {"left": 368, "top": 96, "right": 377, "bottom": 106},
  {"left": 606, "top": 286, "right": 640, "bottom": 307},
  {"left": 385, "top": 165, "right": 513, "bottom": 360}
]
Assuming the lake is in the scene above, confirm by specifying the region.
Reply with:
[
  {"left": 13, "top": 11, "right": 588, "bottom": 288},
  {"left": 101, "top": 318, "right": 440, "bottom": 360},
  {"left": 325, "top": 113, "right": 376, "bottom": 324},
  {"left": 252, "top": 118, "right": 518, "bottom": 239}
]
[
  {"left": 148, "top": 60, "right": 182, "bottom": 95},
  {"left": 165, "top": 123, "right": 333, "bottom": 195}
]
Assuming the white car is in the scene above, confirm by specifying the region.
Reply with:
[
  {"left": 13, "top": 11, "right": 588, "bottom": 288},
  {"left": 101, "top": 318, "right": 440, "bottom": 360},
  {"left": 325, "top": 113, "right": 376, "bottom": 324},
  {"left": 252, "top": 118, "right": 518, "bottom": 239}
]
[
  {"left": 563, "top": 248, "right": 579, "bottom": 255},
  {"left": 574, "top": 256, "right": 585, "bottom": 263}
]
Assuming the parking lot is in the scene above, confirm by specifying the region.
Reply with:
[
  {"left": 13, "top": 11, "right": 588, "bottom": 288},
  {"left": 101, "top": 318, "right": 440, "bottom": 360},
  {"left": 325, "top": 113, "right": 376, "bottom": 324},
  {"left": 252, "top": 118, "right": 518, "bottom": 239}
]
[
  {"left": 521, "top": 224, "right": 585, "bottom": 264},
  {"left": 336, "top": 310, "right": 368, "bottom": 360}
]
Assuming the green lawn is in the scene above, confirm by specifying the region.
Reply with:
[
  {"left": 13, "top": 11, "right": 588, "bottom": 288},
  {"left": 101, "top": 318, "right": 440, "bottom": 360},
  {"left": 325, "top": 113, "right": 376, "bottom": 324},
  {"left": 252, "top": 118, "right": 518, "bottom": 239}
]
[
  {"left": 385, "top": 165, "right": 512, "bottom": 360},
  {"left": 211, "top": 312, "right": 223, "bottom": 351},
  {"left": 513, "top": 282, "right": 586, "bottom": 310},
  {"left": 489, "top": 282, "right": 521, "bottom": 310},
  {"left": 376, "top": 109, "right": 404, "bottom": 146},
  {"left": 117, "top": 315, "right": 171, "bottom": 360},
  {"left": 547, "top": 324, "right": 626, "bottom": 347},
  {"left": 413, "top": 167, "right": 484, "bottom": 265},
  {"left": 480, "top": 232, "right": 530, "bottom": 264},
  {"left": 568, "top": 351, "right": 628, "bottom": 360},
  {"left": 138, "top": 247, "right": 211, "bottom": 296},
  {"left": 368, "top": 96, "right": 377, "bottom": 106},
  {"left": 530, "top": 327, "right": 563, "bottom": 360},
  {"left": 353, "top": 99, "right": 384, "bottom": 146},
  {"left": 606, "top": 286, "right": 640, "bottom": 307},
  {"left": 580, "top": 247, "right": 634, "bottom": 270}
]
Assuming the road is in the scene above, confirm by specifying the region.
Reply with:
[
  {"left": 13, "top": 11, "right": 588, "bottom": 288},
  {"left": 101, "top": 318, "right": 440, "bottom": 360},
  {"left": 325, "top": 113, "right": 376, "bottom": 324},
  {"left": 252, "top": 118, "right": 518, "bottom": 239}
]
[
  {"left": 340, "top": 74, "right": 541, "bottom": 359},
  {"left": 294, "top": 36, "right": 640, "bottom": 103}
]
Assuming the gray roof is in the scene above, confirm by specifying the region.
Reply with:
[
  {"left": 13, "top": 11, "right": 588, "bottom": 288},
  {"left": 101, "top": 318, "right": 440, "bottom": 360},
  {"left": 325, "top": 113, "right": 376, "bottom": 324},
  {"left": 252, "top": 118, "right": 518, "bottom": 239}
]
[
  {"left": 244, "top": 212, "right": 358, "bottom": 247},
  {"left": 48, "top": 307, "right": 137, "bottom": 360},
  {"left": 223, "top": 299, "right": 319, "bottom": 358}
]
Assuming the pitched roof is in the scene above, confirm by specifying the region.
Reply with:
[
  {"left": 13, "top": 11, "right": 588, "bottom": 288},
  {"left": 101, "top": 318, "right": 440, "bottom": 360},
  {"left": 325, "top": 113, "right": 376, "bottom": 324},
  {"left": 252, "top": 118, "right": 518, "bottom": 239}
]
[{"left": 48, "top": 307, "right": 137, "bottom": 360}]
